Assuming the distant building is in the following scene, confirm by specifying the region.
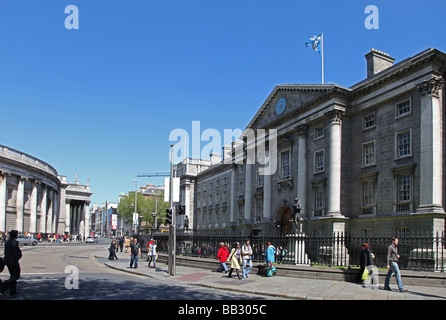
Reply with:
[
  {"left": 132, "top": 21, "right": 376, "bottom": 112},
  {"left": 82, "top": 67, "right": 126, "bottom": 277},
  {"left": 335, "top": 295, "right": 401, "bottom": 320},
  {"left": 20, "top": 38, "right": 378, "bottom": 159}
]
[
  {"left": 0, "top": 145, "right": 92, "bottom": 237},
  {"left": 175, "top": 48, "right": 446, "bottom": 237}
]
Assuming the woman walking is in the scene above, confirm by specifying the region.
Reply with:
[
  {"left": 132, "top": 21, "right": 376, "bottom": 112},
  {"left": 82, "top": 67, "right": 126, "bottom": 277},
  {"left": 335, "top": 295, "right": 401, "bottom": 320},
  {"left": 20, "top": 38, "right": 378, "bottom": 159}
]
[
  {"left": 265, "top": 241, "right": 276, "bottom": 277},
  {"left": 227, "top": 242, "right": 242, "bottom": 279},
  {"left": 356, "top": 243, "right": 374, "bottom": 284}
]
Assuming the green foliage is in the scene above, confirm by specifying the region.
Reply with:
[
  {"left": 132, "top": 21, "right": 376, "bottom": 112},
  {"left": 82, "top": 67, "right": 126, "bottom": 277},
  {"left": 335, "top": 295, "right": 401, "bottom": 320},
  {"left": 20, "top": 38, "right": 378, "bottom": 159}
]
[{"left": 117, "top": 192, "right": 170, "bottom": 228}]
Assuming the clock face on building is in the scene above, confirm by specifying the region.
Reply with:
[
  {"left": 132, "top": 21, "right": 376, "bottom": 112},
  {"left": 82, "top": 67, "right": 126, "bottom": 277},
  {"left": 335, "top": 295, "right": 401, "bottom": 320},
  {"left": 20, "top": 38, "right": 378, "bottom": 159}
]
[{"left": 276, "top": 97, "right": 286, "bottom": 115}]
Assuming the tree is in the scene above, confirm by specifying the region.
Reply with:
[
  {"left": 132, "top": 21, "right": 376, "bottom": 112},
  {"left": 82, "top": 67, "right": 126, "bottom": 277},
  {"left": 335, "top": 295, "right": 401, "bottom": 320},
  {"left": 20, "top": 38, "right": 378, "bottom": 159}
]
[{"left": 117, "top": 191, "right": 170, "bottom": 232}]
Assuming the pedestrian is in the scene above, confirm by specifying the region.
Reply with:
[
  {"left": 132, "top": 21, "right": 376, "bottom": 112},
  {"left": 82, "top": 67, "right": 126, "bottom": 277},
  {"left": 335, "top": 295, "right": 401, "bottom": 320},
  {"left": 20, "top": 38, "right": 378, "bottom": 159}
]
[
  {"left": 1, "top": 230, "right": 22, "bottom": 296},
  {"left": 108, "top": 240, "right": 118, "bottom": 260},
  {"left": 227, "top": 242, "right": 242, "bottom": 279},
  {"left": 241, "top": 239, "right": 253, "bottom": 278},
  {"left": 384, "top": 238, "right": 407, "bottom": 292},
  {"left": 355, "top": 243, "right": 374, "bottom": 284},
  {"left": 265, "top": 241, "right": 276, "bottom": 277},
  {"left": 215, "top": 242, "right": 229, "bottom": 273},
  {"left": 129, "top": 238, "right": 140, "bottom": 269},
  {"left": 118, "top": 237, "right": 124, "bottom": 252},
  {"left": 148, "top": 240, "right": 157, "bottom": 268},
  {"left": 124, "top": 237, "right": 131, "bottom": 253}
]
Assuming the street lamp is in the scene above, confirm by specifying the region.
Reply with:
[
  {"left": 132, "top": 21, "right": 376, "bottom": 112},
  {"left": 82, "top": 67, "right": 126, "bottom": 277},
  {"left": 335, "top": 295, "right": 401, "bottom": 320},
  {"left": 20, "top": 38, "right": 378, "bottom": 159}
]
[{"left": 132, "top": 179, "right": 138, "bottom": 235}]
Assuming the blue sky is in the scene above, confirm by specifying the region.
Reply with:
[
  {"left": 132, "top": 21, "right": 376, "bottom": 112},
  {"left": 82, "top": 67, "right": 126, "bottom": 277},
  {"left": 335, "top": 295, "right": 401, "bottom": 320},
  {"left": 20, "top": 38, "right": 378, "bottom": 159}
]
[{"left": 0, "top": 0, "right": 445, "bottom": 205}]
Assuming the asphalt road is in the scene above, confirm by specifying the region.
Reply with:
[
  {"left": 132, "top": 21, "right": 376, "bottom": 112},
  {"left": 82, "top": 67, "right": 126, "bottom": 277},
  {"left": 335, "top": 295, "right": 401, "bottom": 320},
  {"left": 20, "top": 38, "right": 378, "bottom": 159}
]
[{"left": 0, "top": 241, "right": 273, "bottom": 301}]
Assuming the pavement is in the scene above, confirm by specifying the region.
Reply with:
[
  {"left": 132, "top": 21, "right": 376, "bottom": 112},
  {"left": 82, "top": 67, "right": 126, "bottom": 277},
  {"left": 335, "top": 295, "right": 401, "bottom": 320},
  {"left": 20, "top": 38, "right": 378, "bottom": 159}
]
[{"left": 94, "top": 249, "right": 446, "bottom": 300}]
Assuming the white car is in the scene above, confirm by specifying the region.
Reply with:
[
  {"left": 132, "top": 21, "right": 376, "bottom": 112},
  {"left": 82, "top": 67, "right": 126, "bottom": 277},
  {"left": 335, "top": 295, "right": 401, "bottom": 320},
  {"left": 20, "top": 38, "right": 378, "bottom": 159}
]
[
  {"left": 17, "top": 234, "right": 38, "bottom": 246},
  {"left": 85, "top": 236, "right": 97, "bottom": 243}
]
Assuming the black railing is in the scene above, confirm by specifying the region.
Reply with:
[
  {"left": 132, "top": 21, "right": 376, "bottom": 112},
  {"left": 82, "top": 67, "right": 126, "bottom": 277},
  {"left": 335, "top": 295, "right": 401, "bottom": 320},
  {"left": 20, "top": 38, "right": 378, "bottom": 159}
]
[{"left": 152, "top": 230, "right": 446, "bottom": 272}]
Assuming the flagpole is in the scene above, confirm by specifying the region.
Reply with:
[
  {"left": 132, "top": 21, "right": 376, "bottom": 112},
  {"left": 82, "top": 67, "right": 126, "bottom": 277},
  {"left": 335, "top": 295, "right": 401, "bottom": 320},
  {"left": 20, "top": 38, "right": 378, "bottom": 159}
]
[{"left": 321, "top": 33, "right": 324, "bottom": 84}]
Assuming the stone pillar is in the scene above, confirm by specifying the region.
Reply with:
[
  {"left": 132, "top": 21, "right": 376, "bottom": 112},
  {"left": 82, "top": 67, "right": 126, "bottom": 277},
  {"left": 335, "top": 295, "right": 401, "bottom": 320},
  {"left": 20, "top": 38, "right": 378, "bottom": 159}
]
[
  {"left": 244, "top": 163, "right": 253, "bottom": 222},
  {"left": 326, "top": 110, "right": 344, "bottom": 217},
  {"left": 16, "top": 177, "right": 25, "bottom": 232},
  {"left": 296, "top": 124, "right": 308, "bottom": 218},
  {"left": 84, "top": 202, "right": 90, "bottom": 239},
  {"left": 0, "top": 172, "right": 7, "bottom": 232},
  {"left": 416, "top": 76, "right": 445, "bottom": 214},
  {"left": 230, "top": 164, "right": 236, "bottom": 224},
  {"left": 263, "top": 163, "right": 272, "bottom": 222},
  {"left": 29, "top": 180, "right": 39, "bottom": 234},
  {"left": 52, "top": 190, "right": 58, "bottom": 233},
  {"left": 47, "top": 188, "right": 54, "bottom": 233},
  {"left": 65, "top": 200, "right": 71, "bottom": 234},
  {"left": 40, "top": 185, "right": 47, "bottom": 233}
]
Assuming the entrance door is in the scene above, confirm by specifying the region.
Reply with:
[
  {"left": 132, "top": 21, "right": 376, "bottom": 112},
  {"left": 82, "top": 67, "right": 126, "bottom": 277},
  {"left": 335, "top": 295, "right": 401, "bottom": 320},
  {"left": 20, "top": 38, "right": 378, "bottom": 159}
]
[{"left": 280, "top": 207, "right": 293, "bottom": 234}]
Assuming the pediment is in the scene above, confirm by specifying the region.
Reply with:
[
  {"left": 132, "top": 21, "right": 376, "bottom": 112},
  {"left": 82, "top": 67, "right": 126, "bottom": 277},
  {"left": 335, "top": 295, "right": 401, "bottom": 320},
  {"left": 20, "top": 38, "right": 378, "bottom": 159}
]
[{"left": 246, "top": 84, "right": 341, "bottom": 131}]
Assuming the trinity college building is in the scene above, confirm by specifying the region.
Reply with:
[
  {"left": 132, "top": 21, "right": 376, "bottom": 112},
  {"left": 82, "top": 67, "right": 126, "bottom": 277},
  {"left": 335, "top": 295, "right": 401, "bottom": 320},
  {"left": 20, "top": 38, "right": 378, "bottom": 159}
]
[
  {"left": 0, "top": 145, "right": 92, "bottom": 238},
  {"left": 174, "top": 48, "right": 446, "bottom": 237}
]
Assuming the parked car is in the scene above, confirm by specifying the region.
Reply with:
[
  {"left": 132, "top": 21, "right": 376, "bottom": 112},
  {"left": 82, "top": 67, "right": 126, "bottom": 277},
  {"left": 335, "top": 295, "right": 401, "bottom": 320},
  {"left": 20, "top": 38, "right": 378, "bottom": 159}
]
[
  {"left": 86, "top": 236, "right": 97, "bottom": 243},
  {"left": 17, "top": 234, "right": 38, "bottom": 246}
]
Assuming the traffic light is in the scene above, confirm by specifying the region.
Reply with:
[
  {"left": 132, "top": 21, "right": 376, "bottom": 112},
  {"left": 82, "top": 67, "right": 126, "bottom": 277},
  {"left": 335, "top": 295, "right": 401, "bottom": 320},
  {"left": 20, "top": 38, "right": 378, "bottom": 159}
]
[
  {"left": 176, "top": 204, "right": 185, "bottom": 215},
  {"left": 165, "top": 208, "right": 173, "bottom": 225}
]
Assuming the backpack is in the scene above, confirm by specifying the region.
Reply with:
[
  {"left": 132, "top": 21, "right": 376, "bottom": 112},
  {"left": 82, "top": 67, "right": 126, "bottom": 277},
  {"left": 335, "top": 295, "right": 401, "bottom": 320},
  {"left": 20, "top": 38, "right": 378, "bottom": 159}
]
[{"left": 0, "top": 257, "right": 5, "bottom": 273}]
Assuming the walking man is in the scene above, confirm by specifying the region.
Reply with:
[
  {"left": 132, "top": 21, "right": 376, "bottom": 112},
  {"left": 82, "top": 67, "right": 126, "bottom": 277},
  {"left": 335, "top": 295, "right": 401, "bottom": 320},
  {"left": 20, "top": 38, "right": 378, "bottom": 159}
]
[
  {"left": 384, "top": 238, "right": 407, "bottom": 292},
  {"left": 129, "top": 238, "right": 141, "bottom": 269},
  {"left": 241, "top": 239, "right": 253, "bottom": 278},
  {"left": 1, "top": 230, "right": 22, "bottom": 296}
]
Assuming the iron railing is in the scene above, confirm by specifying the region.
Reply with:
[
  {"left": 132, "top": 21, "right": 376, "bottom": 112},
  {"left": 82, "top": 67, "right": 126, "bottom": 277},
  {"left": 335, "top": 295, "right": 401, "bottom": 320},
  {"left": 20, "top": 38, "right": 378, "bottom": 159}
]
[{"left": 150, "top": 230, "right": 445, "bottom": 272}]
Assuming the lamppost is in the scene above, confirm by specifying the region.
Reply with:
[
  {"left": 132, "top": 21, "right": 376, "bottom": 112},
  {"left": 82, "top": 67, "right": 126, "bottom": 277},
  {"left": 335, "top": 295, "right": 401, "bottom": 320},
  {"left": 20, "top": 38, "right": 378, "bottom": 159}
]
[{"left": 132, "top": 179, "right": 138, "bottom": 235}]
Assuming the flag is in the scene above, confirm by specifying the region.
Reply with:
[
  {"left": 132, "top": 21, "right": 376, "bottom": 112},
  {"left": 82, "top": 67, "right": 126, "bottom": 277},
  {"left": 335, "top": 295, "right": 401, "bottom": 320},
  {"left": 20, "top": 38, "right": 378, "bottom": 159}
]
[{"left": 305, "top": 34, "right": 322, "bottom": 53}]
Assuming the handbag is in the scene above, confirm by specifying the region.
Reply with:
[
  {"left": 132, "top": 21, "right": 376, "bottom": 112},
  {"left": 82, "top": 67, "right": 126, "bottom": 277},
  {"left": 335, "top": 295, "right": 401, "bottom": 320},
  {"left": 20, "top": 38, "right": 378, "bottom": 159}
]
[
  {"left": 265, "top": 261, "right": 273, "bottom": 270},
  {"left": 361, "top": 267, "right": 370, "bottom": 280}
]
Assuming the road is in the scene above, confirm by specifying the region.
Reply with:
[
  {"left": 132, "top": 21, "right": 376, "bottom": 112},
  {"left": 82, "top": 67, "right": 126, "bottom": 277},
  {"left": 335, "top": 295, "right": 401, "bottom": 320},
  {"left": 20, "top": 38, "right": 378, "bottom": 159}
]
[{"left": 0, "top": 241, "right": 272, "bottom": 300}]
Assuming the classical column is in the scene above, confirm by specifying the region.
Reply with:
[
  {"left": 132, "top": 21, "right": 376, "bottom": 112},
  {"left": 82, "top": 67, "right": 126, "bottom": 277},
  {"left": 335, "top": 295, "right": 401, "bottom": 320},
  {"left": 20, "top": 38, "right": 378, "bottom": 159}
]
[
  {"left": 40, "top": 185, "right": 47, "bottom": 233},
  {"left": 326, "top": 110, "right": 345, "bottom": 217},
  {"left": 29, "top": 180, "right": 39, "bottom": 234},
  {"left": 416, "top": 76, "right": 445, "bottom": 214},
  {"left": 16, "top": 177, "right": 25, "bottom": 232},
  {"left": 65, "top": 200, "right": 71, "bottom": 234},
  {"left": 262, "top": 147, "right": 272, "bottom": 222},
  {"left": 296, "top": 124, "right": 308, "bottom": 218},
  {"left": 244, "top": 163, "right": 253, "bottom": 222},
  {"left": 0, "top": 172, "right": 7, "bottom": 232},
  {"left": 52, "top": 190, "right": 58, "bottom": 233},
  {"left": 84, "top": 202, "right": 90, "bottom": 239},
  {"left": 46, "top": 188, "right": 53, "bottom": 233},
  {"left": 229, "top": 164, "right": 236, "bottom": 224}
]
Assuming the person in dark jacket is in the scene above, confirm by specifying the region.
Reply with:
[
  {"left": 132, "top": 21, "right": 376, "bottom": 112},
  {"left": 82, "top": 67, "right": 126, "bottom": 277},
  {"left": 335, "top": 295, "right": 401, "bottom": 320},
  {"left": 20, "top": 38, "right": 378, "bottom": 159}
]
[
  {"left": 108, "top": 239, "right": 118, "bottom": 260},
  {"left": 1, "top": 230, "right": 22, "bottom": 296},
  {"left": 356, "top": 243, "right": 374, "bottom": 284}
]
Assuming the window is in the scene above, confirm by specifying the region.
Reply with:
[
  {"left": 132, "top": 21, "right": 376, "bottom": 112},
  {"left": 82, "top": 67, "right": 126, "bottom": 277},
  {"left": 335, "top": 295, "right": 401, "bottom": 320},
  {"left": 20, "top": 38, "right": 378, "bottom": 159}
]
[
  {"left": 312, "top": 183, "right": 325, "bottom": 217},
  {"left": 396, "top": 130, "right": 412, "bottom": 158},
  {"left": 239, "top": 181, "right": 244, "bottom": 195},
  {"left": 396, "top": 99, "right": 411, "bottom": 118},
  {"left": 314, "top": 150, "right": 324, "bottom": 173},
  {"left": 315, "top": 124, "right": 324, "bottom": 140},
  {"left": 362, "top": 112, "right": 376, "bottom": 130},
  {"left": 363, "top": 140, "right": 376, "bottom": 166},
  {"left": 362, "top": 181, "right": 376, "bottom": 215},
  {"left": 360, "top": 172, "right": 377, "bottom": 215},
  {"left": 398, "top": 174, "right": 411, "bottom": 202},
  {"left": 281, "top": 150, "right": 291, "bottom": 180},
  {"left": 256, "top": 168, "right": 263, "bottom": 187},
  {"left": 392, "top": 165, "right": 415, "bottom": 214}
]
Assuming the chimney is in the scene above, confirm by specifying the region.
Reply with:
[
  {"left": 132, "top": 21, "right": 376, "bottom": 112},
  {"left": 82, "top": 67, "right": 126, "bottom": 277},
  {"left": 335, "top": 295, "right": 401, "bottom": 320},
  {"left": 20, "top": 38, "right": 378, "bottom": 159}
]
[{"left": 365, "top": 49, "right": 395, "bottom": 77}]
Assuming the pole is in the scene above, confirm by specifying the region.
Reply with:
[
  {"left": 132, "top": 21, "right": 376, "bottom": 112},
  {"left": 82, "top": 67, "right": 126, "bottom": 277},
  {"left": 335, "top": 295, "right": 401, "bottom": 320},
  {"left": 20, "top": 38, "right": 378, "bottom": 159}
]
[
  {"left": 321, "top": 33, "right": 325, "bottom": 84},
  {"left": 168, "top": 144, "right": 176, "bottom": 276}
]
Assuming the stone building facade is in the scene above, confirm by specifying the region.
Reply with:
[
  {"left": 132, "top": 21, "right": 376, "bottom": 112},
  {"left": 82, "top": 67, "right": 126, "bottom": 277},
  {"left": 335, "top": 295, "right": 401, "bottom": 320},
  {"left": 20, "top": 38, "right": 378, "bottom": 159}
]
[
  {"left": 174, "top": 48, "right": 446, "bottom": 237},
  {"left": 0, "top": 145, "right": 92, "bottom": 237}
]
